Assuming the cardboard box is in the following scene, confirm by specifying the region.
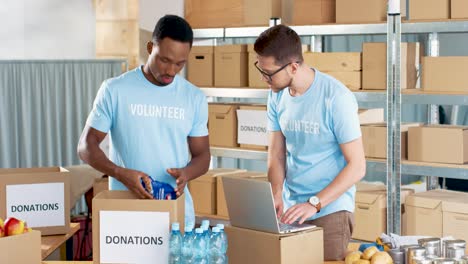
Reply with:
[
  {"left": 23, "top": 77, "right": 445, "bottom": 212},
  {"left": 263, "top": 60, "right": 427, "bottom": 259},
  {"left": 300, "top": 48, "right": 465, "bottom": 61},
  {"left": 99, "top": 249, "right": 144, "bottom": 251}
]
[
  {"left": 93, "top": 176, "right": 109, "bottom": 197},
  {"left": 94, "top": 0, "right": 138, "bottom": 20},
  {"left": 421, "top": 56, "right": 468, "bottom": 93},
  {"left": 358, "top": 108, "right": 384, "bottom": 125},
  {"left": 405, "top": 189, "right": 468, "bottom": 238},
  {"left": 188, "top": 169, "right": 246, "bottom": 215},
  {"left": 361, "top": 123, "right": 421, "bottom": 159},
  {"left": 409, "top": 0, "right": 449, "bottom": 20},
  {"left": 282, "top": 0, "right": 335, "bottom": 25},
  {"left": 215, "top": 45, "right": 248, "bottom": 87},
  {"left": 0, "top": 230, "right": 41, "bottom": 264},
  {"left": 237, "top": 105, "right": 268, "bottom": 150},
  {"left": 95, "top": 20, "right": 138, "bottom": 55},
  {"left": 185, "top": 0, "right": 281, "bottom": 28},
  {"left": 187, "top": 46, "right": 214, "bottom": 87},
  {"left": 325, "top": 71, "right": 362, "bottom": 91},
  {"left": 225, "top": 225, "right": 323, "bottom": 264},
  {"left": 92, "top": 190, "right": 184, "bottom": 264},
  {"left": 217, "top": 171, "right": 267, "bottom": 218},
  {"left": 362, "top": 42, "right": 420, "bottom": 90},
  {"left": 442, "top": 193, "right": 468, "bottom": 243},
  {"left": 209, "top": 103, "right": 240, "bottom": 147},
  {"left": 304, "top": 52, "right": 362, "bottom": 72},
  {"left": 451, "top": 0, "right": 468, "bottom": 19},
  {"left": 408, "top": 125, "right": 468, "bottom": 164},
  {"left": 336, "top": 0, "right": 386, "bottom": 23},
  {"left": 0, "top": 167, "right": 71, "bottom": 235},
  {"left": 248, "top": 44, "right": 268, "bottom": 88},
  {"left": 353, "top": 183, "right": 413, "bottom": 241}
]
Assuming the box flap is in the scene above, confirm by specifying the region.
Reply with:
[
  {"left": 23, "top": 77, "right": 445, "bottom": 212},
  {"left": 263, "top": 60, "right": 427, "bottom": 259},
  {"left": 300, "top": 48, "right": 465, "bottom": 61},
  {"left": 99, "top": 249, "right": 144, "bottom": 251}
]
[
  {"left": 421, "top": 124, "right": 468, "bottom": 131},
  {"left": 239, "top": 104, "right": 267, "bottom": 111},
  {"left": 355, "top": 191, "right": 383, "bottom": 205},
  {"left": 0, "top": 166, "right": 62, "bottom": 174},
  {"left": 195, "top": 169, "right": 247, "bottom": 183},
  {"left": 215, "top": 44, "right": 247, "bottom": 53},
  {"left": 440, "top": 190, "right": 468, "bottom": 214},
  {"left": 209, "top": 103, "right": 235, "bottom": 115},
  {"left": 405, "top": 190, "right": 452, "bottom": 209}
]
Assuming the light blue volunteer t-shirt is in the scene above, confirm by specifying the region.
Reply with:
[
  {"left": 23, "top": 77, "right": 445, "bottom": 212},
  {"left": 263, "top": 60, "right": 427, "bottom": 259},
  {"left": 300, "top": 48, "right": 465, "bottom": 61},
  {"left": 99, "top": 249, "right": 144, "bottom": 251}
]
[
  {"left": 86, "top": 66, "right": 209, "bottom": 226},
  {"left": 267, "top": 69, "right": 361, "bottom": 220}
]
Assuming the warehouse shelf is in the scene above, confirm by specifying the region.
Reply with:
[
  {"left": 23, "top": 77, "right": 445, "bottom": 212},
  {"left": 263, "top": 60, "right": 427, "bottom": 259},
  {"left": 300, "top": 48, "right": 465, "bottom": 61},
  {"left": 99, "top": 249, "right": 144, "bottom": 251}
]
[
  {"left": 194, "top": 20, "right": 468, "bottom": 38},
  {"left": 202, "top": 88, "right": 468, "bottom": 106},
  {"left": 211, "top": 147, "right": 468, "bottom": 180}
]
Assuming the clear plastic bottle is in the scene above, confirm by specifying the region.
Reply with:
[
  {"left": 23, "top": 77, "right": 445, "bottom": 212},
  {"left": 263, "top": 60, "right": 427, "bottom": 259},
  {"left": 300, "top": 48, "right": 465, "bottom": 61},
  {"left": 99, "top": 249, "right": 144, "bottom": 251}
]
[
  {"left": 181, "top": 226, "right": 195, "bottom": 264},
  {"left": 192, "top": 228, "right": 208, "bottom": 264},
  {"left": 216, "top": 224, "right": 228, "bottom": 256},
  {"left": 209, "top": 227, "right": 226, "bottom": 264},
  {"left": 201, "top": 224, "right": 211, "bottom": 252},
  {"left": 169, "top": 222, "right": 183, "bottom": 264}
]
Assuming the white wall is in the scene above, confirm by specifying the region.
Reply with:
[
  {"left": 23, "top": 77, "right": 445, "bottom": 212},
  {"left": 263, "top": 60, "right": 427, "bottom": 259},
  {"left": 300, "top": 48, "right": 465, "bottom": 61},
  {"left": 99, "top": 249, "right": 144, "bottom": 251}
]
[
  {"left": 0, "top": 0, "right": 95, "bottom": 59},
  {"left": 139, "top": 0, "right": 184, "bottom": 32}
]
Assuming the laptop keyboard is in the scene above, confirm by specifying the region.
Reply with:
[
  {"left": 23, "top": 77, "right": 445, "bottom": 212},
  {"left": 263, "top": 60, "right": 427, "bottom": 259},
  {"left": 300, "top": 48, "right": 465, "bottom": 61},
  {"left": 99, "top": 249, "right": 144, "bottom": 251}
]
[{"left": 279, "top": 222, "right": 304, "bottom": 232}]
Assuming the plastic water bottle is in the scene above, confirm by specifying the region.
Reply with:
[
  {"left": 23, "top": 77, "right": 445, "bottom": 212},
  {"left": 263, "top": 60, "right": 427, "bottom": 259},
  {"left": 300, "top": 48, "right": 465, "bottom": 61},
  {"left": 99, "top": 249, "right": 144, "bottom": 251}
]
[
  {"left": 209, "top": 227, "right": 226, "bottom": 264},
  {"left": 216, "top": 224, "right": 228, "bottom": 256},
  {"left": 193, "top": 228, "right": 208, "bottom": 264},
  {"left": 169, "top": 222, "right": 183, "bottom": 264},
  {"left": 201, "top": 224, "right": 211, "bottom": 252},
  {"left": 181, "top": 226, "right": 195, "bottom": 264}
]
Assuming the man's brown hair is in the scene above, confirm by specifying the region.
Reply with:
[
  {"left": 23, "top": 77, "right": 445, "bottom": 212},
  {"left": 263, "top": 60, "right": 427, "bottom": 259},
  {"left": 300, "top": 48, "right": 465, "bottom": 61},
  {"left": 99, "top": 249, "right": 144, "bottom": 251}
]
[{"left": 254, "top": 24, "right": 303, "bottom": 65}]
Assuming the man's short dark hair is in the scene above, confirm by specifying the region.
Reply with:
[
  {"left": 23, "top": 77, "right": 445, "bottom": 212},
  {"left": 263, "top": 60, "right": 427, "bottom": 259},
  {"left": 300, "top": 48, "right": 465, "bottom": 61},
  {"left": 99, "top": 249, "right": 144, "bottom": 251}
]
[
  {"left": 254, "top": 24, "right": 303, "bottom": 65},
  {"left": 152, "top": 15, "right": 193, "bottom": 47}
]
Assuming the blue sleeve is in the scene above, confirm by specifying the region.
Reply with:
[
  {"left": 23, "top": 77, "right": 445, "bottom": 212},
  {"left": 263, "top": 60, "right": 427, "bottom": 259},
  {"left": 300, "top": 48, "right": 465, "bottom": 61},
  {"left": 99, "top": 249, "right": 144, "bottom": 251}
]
[
  {"left": 332, "top": 92, "right": 361, "bottom": 144},
  {"left": 189, "top": 94, "right": 208, "bottom": 137},
  {"left": 267, "top": 91, "right": 281, "bottom": 132},
  {"left": 86, "top": 80, "right": 113, "bottom": 133}
]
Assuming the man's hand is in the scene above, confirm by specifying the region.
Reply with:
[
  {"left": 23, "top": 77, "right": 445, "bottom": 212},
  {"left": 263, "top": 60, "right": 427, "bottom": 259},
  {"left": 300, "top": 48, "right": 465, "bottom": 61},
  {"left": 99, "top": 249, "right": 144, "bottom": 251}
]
[
  {"left": 280, "top": 202, "right": 317, "bottom": 224},
  {"left": 273, "top": 192, "right": 284, "bottom": 218},
  {"left": 115, "top": 167, "right": 153, "bottom": 199},
  {"left": 167, "top": 168, "right": 188, "bottom": 196}
]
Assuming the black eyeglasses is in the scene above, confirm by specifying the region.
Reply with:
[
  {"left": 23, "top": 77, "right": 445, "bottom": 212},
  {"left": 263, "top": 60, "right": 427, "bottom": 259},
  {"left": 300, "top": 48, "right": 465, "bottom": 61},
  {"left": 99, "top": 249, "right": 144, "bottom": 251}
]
[{"left": 254, "top": 61, "right": 298, "bottom": 82}]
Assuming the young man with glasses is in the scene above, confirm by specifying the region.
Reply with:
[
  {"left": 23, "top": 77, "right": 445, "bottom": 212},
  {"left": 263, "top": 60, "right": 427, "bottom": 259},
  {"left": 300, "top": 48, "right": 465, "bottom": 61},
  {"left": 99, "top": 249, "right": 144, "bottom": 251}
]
[{"left": 254, "top": 24, "right": 366, "bottom": 260}]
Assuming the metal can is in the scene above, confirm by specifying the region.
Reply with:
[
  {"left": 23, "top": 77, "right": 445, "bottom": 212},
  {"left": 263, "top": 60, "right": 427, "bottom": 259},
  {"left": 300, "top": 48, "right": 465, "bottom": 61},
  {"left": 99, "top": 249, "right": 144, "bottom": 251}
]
[
  {"left": 446, "top": 246, "right": 465, "bottom": 259},
  {"left": 409, "top": 247, "right": 428, "bottom": 264},
  {"left": 432, "top": 258, "right": 457, "bottom": 264},
  {"left": 389, "top": 248, "right": 405, "bottom": 264},
  {"left": 402, "top": 245, "right": 422, "bottom": 264},
  {"left": 414, "top": 258, "right": 434, "bottom": 264},
  {"left": 444, "top": 240, "right": 466, "bottom": 257},
  {"left": 419, "top": 238, "right": 442, "bottom": 257}
]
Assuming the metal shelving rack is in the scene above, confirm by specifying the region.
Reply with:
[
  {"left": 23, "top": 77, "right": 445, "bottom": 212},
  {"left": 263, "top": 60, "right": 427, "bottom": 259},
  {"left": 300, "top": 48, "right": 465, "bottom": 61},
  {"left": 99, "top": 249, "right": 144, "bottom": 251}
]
[{"left": 195, "top": 19, "right": 468, "bottom": 233}]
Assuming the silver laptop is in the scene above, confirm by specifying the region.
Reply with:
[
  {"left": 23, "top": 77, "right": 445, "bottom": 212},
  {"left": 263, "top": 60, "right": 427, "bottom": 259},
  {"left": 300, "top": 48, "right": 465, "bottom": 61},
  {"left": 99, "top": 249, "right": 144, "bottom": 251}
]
[{"left": 222, "top": 176, "right": 316, "bottom": 234}]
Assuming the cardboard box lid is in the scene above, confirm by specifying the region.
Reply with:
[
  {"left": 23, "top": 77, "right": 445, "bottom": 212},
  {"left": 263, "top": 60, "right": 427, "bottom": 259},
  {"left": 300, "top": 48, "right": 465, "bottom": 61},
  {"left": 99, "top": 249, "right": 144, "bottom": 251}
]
[
  {"left": 439, "top": 190, "right": 468, "bottom": 214},
  {"left": 209, "top": 103, "right": 237, "bottom": 114},
  {"left": 413, "top": 124, "right": 468, "bottom": 131},
  {"left": 405, "top": 189, "right": 454, "bottom": 209},
  {"left": 355, "top": 191, "right": 384, "bottom": 205},
  {"left": 226, "top": 224, "right": 323, "bottom": 239},
  {"left": 195, "top": 169, "right": 247, "bottom": 183},
  {"left": 0, "top": 166, "right": 67, "bottom": 174},
  {"left": 215, "top": 44, "right": 247, "bottom": 53},
  {"left": 191, "top": 46, "right": 214, "bottom": 54}
]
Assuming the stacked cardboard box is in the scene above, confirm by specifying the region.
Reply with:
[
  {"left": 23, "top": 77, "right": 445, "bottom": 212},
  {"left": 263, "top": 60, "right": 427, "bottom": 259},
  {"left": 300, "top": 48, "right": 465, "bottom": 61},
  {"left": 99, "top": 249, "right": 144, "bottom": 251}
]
[
  {"left": 0, "top": 230, "right": 41, "bottom": 264},
  {"left": 421, "top": 56, "right": 468, "bottom": 93},
  {"left": 215, "top": 45, "right": 248, "bottom": 87},
  {"left": 187, "top": 46, "right": 214, "bottom": 87},
  {"left": 353, "top": 182, "right": 413, "bottom": 241},
  {"left": 409, "top": 0, "right": 450, "bottom": 20},
  {"left": 208, "top": 103, "right": 241, "bottom": 147},
  {"left": 185, "top": 0, "right": 281, "bottom": 28},
  {"left": 282, "top": 0, "right": 335, "bottom": 25},
  {"left": 303, "top": 52, "right": 362, "bottom": 91},
  {"left": 362, "top": 42, "right": 420, "bottom": 90},
  {"left": 406, "top": 189, "right": 468, "bottom": 243},
  {"left": 408, "top": 125, "right": 468, "bottom": 164},
  {"left": 452, "top": 0, "right": 468, "bottom": 19}
]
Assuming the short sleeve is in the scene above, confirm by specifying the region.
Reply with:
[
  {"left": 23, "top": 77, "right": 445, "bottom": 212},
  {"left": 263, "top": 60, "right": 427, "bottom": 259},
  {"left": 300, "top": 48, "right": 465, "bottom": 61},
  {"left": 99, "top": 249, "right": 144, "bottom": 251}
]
[
  {"left": 267, "top": 92, "right": 281, "bottom": 132},
  {"left": 86, "top": 80, "right": 113, "bottom": 133},
  {"left": 332, "top": 92, "right": 362, "bottom": 144},
  {"left": 189, "top": 94, "right": 208, "bottom": 137}
]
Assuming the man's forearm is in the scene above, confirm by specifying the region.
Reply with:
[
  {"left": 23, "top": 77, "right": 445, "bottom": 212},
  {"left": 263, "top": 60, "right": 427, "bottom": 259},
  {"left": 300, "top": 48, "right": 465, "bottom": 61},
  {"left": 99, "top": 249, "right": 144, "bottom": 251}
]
[
  {"left": 78, "top": 140, "right": 121, "bottom": 180},
  {"left": 268, "top": 157, "right": 286, "bottom": 195},
  {"left": 182, "top": 151, "right": 211, "bottom": 181},
  {"left": 317, "top": 160, "right": 366, "bottom": 208}
]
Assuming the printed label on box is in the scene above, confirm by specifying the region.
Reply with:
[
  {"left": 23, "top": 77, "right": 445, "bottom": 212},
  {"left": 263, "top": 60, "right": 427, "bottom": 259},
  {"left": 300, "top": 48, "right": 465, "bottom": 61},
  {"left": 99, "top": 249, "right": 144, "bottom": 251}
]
[
  {"left": 100, "top": 211, "right": 170, "bottom": 264},
  {"left": 6, "top": 182, "right": 65, "bottom": 227},
  {"left": 237, "top": 109, "right": 268, "bottom": 146}
]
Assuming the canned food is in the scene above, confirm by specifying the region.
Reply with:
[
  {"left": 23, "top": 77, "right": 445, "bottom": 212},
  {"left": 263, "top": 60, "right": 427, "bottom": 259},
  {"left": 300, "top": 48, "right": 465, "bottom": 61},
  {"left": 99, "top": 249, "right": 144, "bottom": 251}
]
[
  {"left": 389, "top": 248, "right": 405, "bottom": 264},
  {"left": 419, "top": 238, "right": 442, "bottom": 257},
  {"left": 432, "top": 258, "right": 457, "bottom": 264},
  {"left": 409, "top": 247, "right": 428, "bottom": 264},
  {"left": 446, "top": 247, "right": 465, "bottom": 259},
  {"left": 414, "top": 258, "right": 434, "bottom": 264}
]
